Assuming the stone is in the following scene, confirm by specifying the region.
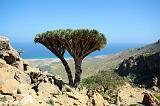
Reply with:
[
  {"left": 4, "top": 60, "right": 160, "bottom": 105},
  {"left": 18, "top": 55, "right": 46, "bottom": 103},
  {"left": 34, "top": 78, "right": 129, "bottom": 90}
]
[
  {"left": 152, "top": 86, "right": 159, "bottom": 91},
  {"left": 86, "top": 89, "right": 109, "bottom": 106},
  {"left": 62, "top": 84, "right": 73, "bottom": 92},
  {"left": 15, "top": 71, "right": 31, "bottom": 84},
  {"left": 19, "top": 94, "right": 41, "bottom": 106},
  {"left": 152, "top": 77, "right": 158, "bottom": 87},
  {"left": 38, "top": 82, "right": 61, "bottom": 96},
  {"left": 93, "top": 91, "right": 107, "bottom": 106},
  {"left": 142, "top": 91, "right": 160, "bottom": 106},
  {"left": 0, "top": 66, "right": 15, "bottom": 83},
  {"left": 18, "top": 84, "right": 36, "bottom": 96},
  {"left": 5, "top": 95, "right": 14, "bottom": 103},
  {"left": 0, "top": 58, "right": 6, "bottom": 68},
  {"left": 1, "top": 79, "right": 19, "bottom": 95},
  {"left": 23, "top": 60, "right": 29, "bottom": 71},
  {"left": 20, "top": 94, "right": 34, "bottom": 104},
  {"left": 0, "top": 36, "right": 10, "bottom": 50}
]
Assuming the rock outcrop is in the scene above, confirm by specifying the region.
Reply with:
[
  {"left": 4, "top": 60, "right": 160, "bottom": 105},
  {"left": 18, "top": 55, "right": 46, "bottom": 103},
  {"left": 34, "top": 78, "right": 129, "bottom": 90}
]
[
  {"left": 116, "top": 52, "right": 160, "bottom": 87},
  {"left": 0, "top": 36, "right": 25, "bottom": 70},
  {"left": 142, "top": 91, "right": 160, "bottom": 106},
  {"left": 0, "top": 36, "right": 108, "bottom": 106}
]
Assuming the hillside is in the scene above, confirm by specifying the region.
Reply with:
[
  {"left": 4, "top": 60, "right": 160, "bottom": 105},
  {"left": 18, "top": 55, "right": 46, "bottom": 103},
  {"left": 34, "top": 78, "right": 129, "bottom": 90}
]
[
  {"left": 27, "top": 39, "right": 160, "bottom": 105},
  {"left": 81, "top": 39, "right": 160, "bottom": 86},
  {"left": 1, "top": 36, "right": 160, "bottom": 105},
  {"left": 28, "top": 39, "right": 160, "bottom": 83},
  {"left": 81, "top": 39, "right": 160, "bottom": 105}
]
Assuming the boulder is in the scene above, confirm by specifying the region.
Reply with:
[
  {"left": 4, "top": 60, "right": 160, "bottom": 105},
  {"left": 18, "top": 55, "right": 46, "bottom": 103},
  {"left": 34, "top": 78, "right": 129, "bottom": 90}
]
[
  {"left": 93, "top": 91, "right": 109, "bottom": 106},
  {"left": 0, "top": 58, "right": 6, "bottom": 68},
  {"left": 0, "top": 64, "right": 15, "bottom": 83},
  {"left": 0, "top": 36, "right": 27, "bottom": 71},
  {"left": 18, "top": 84, "right": 36, "bottom": 96},
  {"left": 142, "top": 91, "right": 160, "bottom": 106},
  {"left": 38, "top": 82, "right": 61, "bottom": 96},
  {"left": 14, "top": 71, "right": 31, "bottom": 84},
  {"left": 1, "top": 79, "right": 19, "bottom": 96},
  {"left": 19, "top": 94, "right": 41, "bottom": 106},
  {"left": 86, "top": 89, "right": 109, "bottom": 106},
  {"left": 151, "top": 86, "right": 159, "bottom": 91},
  {"left": 0, "top": 36, "right": 10, "bottom": 50}
]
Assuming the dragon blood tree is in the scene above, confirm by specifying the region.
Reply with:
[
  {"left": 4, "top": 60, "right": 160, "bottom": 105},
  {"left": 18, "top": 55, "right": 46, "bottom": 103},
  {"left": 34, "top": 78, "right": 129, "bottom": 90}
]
[{"left": 34, "top": 29, "right": 107, "bottom": 88}]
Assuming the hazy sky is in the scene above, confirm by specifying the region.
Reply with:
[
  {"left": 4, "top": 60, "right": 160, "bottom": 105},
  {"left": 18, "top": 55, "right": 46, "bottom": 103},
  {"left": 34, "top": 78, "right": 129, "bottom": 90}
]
[{"left": 0, "top": 0, "right": 160, "bottom": 43}]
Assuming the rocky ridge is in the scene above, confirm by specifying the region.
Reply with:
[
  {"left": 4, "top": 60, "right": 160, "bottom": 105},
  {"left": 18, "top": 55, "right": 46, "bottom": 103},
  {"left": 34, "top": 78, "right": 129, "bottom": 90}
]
[
  {"left": 117, "top": 52, "right": 160, "bottom": 87},
  {"left": 0, "top": 36, "right": 109, "bottom": 106}
]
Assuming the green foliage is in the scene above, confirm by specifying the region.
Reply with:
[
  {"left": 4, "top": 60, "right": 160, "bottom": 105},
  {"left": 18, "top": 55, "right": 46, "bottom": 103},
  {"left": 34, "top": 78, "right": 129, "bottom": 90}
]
[
  {"left": 156, "top": 95, "right": 160, "bottom": 101},
  {"left": 34, "top": 29, "right": 107, "bottom": 59},
  {"left": 0, "top": 96, "right": 7, "bottom": 102},
  {"left": 81, "top": 70, "right": 125, "bottom": 90},
  {"left": 35, "top": 29, "right": 106, "bottom": 47},
  {"left": 47, "top": 98, "right": 55, "bottom": 106}
]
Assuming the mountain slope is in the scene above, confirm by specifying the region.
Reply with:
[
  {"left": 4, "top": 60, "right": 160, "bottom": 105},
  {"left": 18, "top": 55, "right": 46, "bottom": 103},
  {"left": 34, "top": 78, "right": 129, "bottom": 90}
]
[{"left": 28, "top": 39, "right": 160, "bottom": 84}]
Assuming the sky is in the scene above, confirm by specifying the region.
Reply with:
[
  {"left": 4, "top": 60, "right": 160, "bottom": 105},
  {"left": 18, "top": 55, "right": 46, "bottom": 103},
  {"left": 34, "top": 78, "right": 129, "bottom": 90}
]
[{"left": 0, "top": 0, "right": 160, "bottom": 44}]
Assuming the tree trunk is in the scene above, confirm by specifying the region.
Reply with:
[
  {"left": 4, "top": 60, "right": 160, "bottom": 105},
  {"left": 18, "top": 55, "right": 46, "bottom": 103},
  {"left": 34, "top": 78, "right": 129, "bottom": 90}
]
[
  {"left": 74, "top": 60, "right": 82, "bottom": 88},
  {"left": 60, "top": 57, "right": 73, "bottom": 86}
]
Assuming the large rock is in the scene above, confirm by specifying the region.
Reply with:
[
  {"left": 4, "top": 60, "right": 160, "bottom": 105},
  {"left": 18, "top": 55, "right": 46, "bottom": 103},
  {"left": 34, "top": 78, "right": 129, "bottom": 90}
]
[
  {"left": 0, "top": 63, "right": 15, "bottom": 83},
  {"left": 0, "top": 36, "right": 10, "bottom": 50},
  {"left": 19, "top": 94, "right": 41, "bottom": 106},
  {"left": 93, "top": 92, "right": 109, "bottom": 106},
  {"left": 18, "top": 84, "right": 36, "bottom": 96},
  {"left": 0, "top": 36, "right": 25, "bottom": 70},
  {"left": 1, "top": 79, "right": 19, "bottom": 95},
  {"left": 38, "top": 82, "right": 61, "bottom": 97},
  {"left": 142, "top": 91, "right": 160, "bottom": 106},
  {"left": 86, "top": 89, "right": 109, "bottom": 106}
]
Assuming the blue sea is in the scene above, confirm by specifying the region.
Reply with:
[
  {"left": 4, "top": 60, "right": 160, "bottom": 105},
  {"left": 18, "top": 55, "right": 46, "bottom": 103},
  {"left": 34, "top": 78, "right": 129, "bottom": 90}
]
[{"left": 11, "top": 42, "right": 145, "bottom": 59}]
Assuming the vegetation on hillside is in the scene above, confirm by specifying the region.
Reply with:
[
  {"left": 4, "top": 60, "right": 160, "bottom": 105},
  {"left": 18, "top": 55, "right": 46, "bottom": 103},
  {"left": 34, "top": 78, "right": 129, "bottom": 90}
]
[
  {"left": 82, "top": 70, "right": 125, "bottom": 90},
  {"left": 81, "top": 39, "right": 160, "bottom": 100}
]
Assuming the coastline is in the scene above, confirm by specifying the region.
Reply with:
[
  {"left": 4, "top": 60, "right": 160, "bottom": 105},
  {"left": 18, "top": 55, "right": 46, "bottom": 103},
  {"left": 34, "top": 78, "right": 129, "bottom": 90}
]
[
  {"left": 25, "top": 55, "right": 110, "bottom": 64},
  {"left": 26, "top": 57, "right": 73, "bottom": 63}
]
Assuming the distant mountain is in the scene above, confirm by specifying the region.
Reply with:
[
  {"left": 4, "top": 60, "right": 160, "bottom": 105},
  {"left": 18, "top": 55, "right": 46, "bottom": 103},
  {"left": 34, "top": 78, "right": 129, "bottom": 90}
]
[{"left": 111, "top": 39, "right": 160, "bottom": 60}]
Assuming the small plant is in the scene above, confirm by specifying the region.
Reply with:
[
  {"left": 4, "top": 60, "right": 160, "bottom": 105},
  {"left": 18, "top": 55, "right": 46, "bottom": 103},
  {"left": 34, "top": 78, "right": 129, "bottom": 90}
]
[
  {"left": 129, "top": 104, "right": 141, "bottom": 106},
  {"left": 156, "top": 95, "right": 160, "bottom": 101},
  {"left": 0, "top": 96, "right": 7, "bottom": 102},
  {"left": 47, "top": 98, "right": 55, "bottom": 106}
]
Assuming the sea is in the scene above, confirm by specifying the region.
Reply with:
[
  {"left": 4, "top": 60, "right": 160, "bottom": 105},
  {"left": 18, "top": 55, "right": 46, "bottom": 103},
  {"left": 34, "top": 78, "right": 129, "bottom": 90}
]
[{"left": 11, "top": 42, "right": 145, "bottom": 59}]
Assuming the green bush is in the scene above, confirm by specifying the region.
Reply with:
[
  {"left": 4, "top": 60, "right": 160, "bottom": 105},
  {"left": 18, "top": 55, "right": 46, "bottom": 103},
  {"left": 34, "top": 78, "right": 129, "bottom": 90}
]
[
  {"left": 81, "top": 70, "right": 125, "bottom": 90},
  {"left": 0, "top": 96, "right": 7, "bottom": 102},
  {"left": 156, "top": 95, "right": 160, "bottom": 101},
  {"left": 47, "top": 98, "right": 55, "bottom": 106}
]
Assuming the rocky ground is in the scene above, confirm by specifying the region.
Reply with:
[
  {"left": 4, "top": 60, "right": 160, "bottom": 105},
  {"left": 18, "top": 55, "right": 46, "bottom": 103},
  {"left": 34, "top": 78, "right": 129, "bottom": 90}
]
[{"left": 118, "top": 83, "right": 145, "bottom": 105}]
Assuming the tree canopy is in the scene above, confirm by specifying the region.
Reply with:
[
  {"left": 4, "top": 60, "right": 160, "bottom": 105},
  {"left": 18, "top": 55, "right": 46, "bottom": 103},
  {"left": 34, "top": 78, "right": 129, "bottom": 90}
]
[{"left": 34, "top": 29, "right": 106, "bottom": 58}]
